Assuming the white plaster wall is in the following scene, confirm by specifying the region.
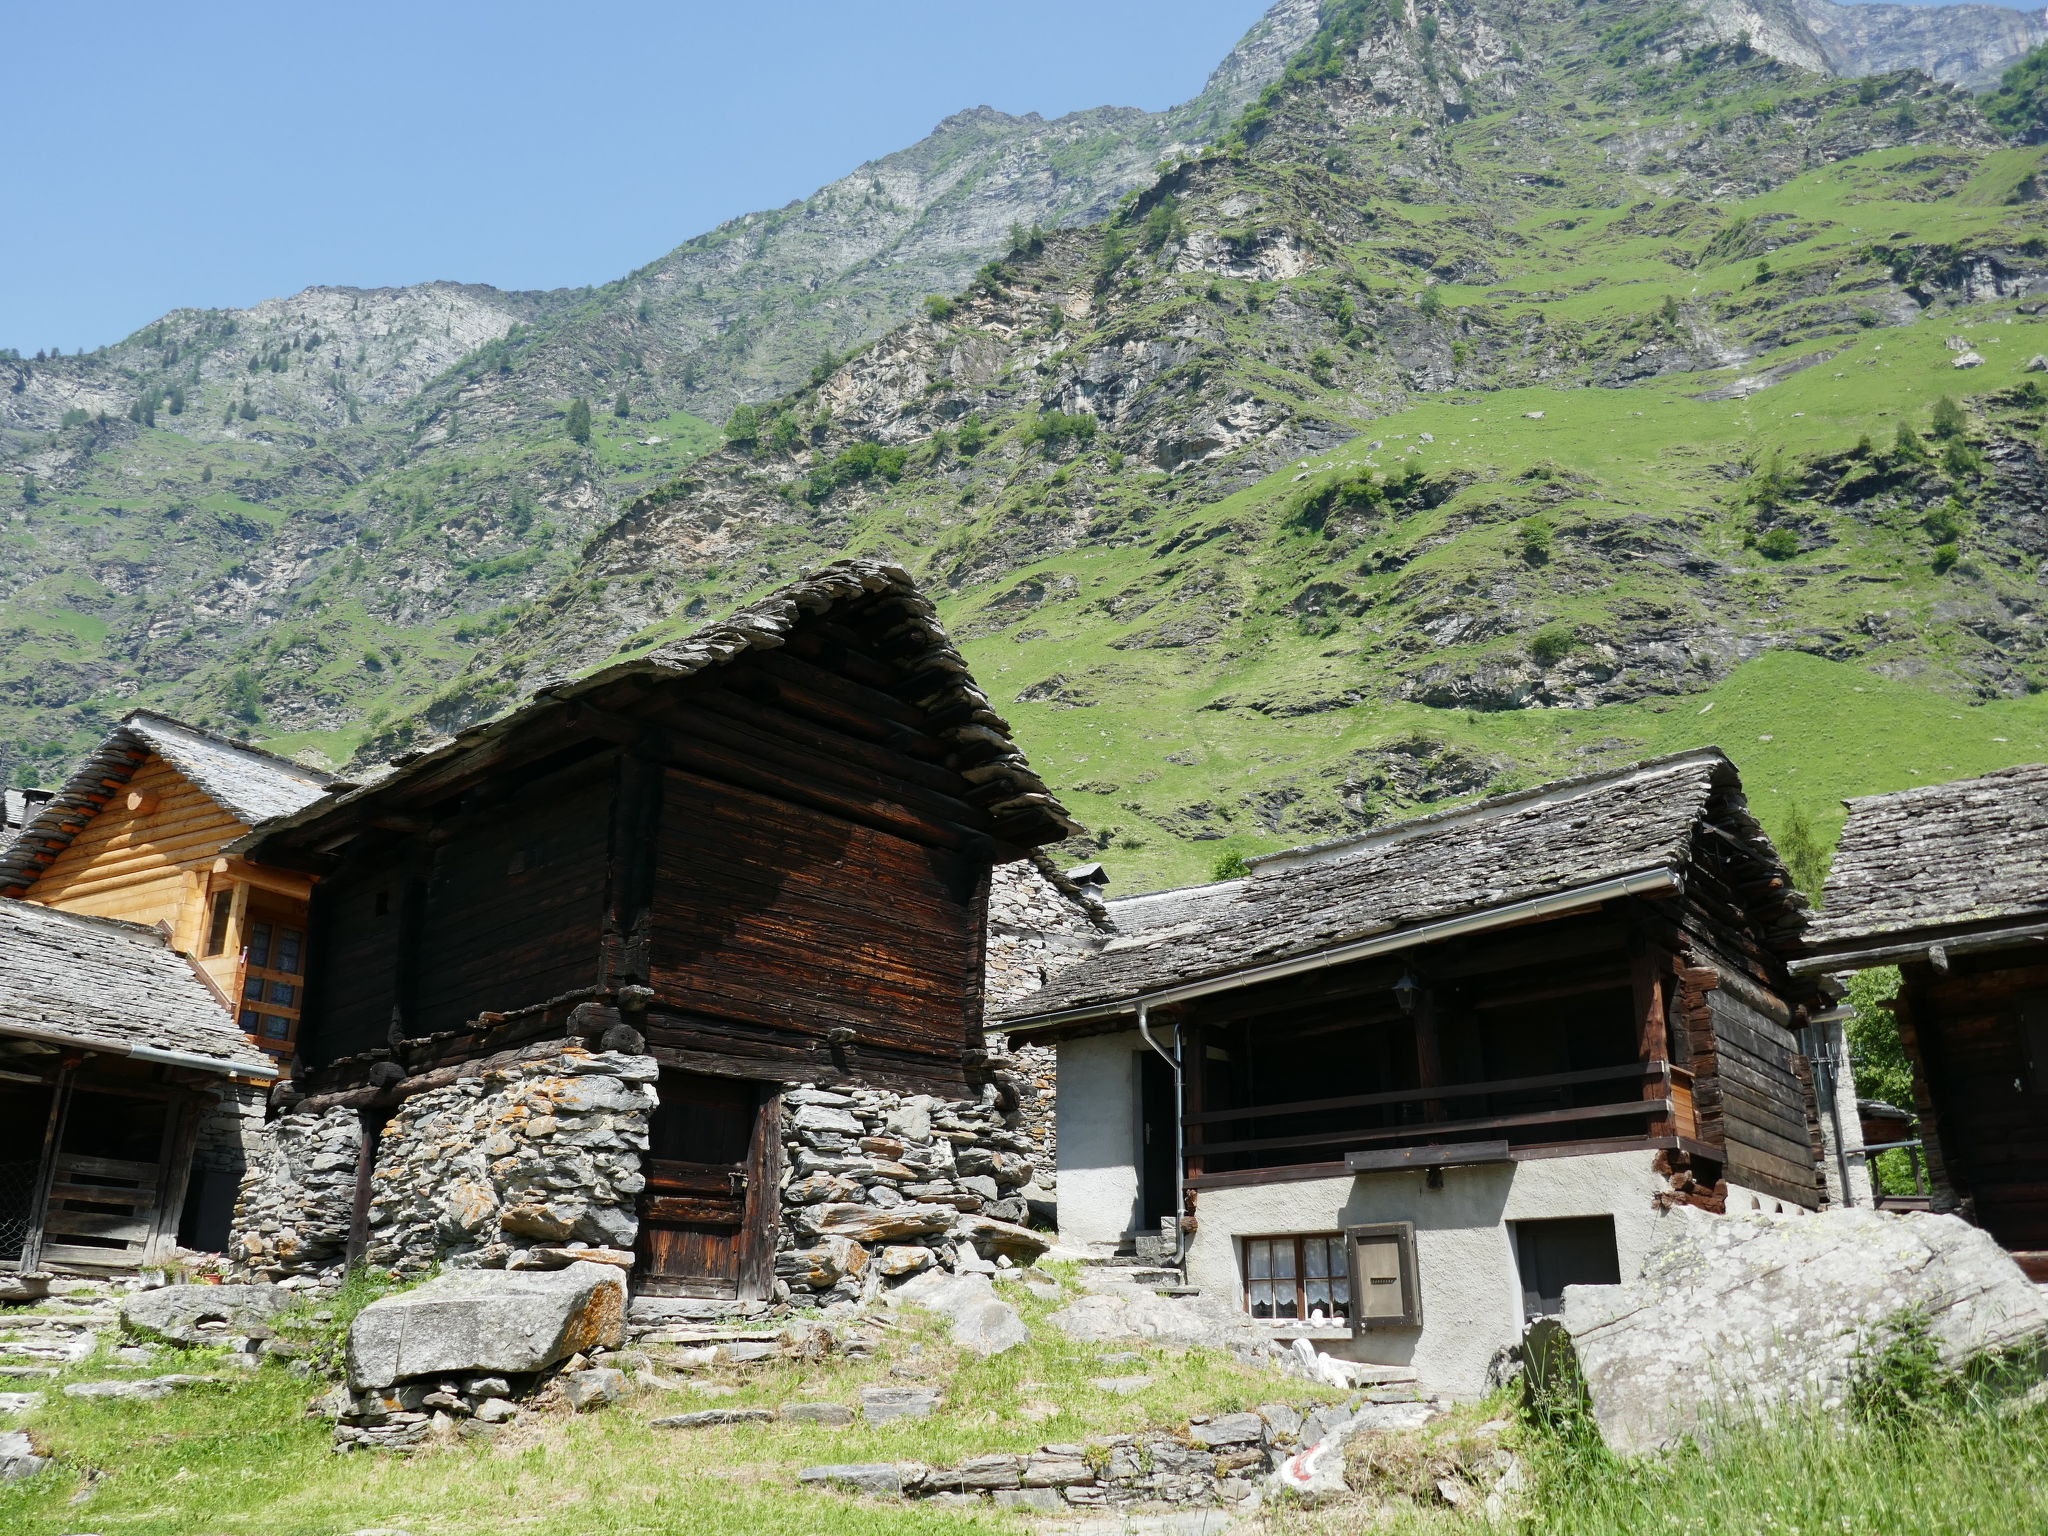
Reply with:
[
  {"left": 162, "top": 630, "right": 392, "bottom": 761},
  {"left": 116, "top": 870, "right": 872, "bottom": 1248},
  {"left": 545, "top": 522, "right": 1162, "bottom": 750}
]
[
  {"left": 1184, "top": 1151, "right": 1671, "bottom": 1398},
  {"left": 1056, "top": 1032, "right": 1142, "bottom": 1252},
  {"left": 1815, "top": 1017, "right": 1875, "bottom": 1210}
]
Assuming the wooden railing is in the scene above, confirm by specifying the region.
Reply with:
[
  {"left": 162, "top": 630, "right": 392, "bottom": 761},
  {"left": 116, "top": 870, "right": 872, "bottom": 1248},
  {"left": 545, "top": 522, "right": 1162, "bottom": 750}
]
[{"left": 1185, "top": 1061, "right": 1691, "bottom": 1174}]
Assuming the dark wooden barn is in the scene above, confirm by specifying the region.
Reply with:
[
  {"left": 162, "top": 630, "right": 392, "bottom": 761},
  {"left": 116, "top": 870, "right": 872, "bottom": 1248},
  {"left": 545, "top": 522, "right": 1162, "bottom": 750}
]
[
  {"left": 232, "top": 560, "right": 1075, "bottom": 1298},
  {"left": 1797, "top": 764, "right": 2048, "bottom": 1275}
]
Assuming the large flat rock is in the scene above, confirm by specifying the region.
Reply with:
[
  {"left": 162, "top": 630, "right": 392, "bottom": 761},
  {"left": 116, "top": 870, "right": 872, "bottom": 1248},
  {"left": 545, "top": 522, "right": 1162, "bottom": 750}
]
[
  {"left": 1552, "top": 1207, "right": 2048, "bottom": 1453},
  {"left": 122, "top": 1283, "right": 294, "bottom": 1344},
  {"left": 347, "top": 1260, "right": 626, "bottom": 1389}
]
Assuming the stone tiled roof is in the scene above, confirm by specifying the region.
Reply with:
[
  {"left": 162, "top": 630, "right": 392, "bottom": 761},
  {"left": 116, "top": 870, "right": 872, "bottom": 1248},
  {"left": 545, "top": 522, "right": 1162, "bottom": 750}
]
[
  {"left": 2, "top": 788, "right": 51, "bottom": 853},
  {"left": 1807, "top": 763, "right": 2048, "bottom": 950},
  {"left": 0, "top": 900, "right": 277, "bottom": 1075},
  {"left": 235, "top": 559, "right": 1078, "bottom": 859},
  {"left": 0, "top": 712, "right": 341, "bottom": 896},
  {"left": 1002, "top": 749, "right": 1797, "bottom": 1022}
]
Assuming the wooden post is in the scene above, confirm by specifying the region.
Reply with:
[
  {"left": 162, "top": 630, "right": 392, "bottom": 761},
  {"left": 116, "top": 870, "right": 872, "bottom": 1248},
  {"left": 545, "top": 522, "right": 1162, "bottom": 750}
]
[
  {"left": 1631, "top": 924, "right": 1674, "bottom": 1139},
  {"left": 20, "top": 1057, "right": 78, "bottom": 1274},
  {"left": 1411, "top": 988, "right": 1444, "bottom": 1123},
  {"left": 343, "top": 1106, "right": 392, "bottom": 1270},
  {"left": 1180, "top": 1018, "right": 1206, "bottom": 1185},
  {"left": 1890, "top": 974, "right": 1963, "bottom": 1217}
]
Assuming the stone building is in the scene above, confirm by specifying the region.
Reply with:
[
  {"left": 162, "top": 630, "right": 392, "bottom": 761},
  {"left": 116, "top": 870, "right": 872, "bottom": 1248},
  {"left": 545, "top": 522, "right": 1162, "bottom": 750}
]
[
  {"left": 228, "top": 561, "right": 1080, "bottom": 1308},
  {"left": 999, "top": 749, "right": 1830, "bottom": 1396}
]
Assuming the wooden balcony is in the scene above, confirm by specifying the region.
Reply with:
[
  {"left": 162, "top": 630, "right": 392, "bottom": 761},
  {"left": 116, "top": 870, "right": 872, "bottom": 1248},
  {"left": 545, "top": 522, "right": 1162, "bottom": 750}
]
[{"left": 1184, "top": 1060, "right": 1701, "bottom": 1189}]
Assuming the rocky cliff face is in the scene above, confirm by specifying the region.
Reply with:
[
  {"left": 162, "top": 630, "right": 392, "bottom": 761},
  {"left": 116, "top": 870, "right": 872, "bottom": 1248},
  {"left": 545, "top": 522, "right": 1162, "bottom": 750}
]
[
  {"left": 0, "top": 1, "right": 1317, "bottom": 783},
  {"left": 1697, "top": 0, "right": 2048, "bottom": 90}
]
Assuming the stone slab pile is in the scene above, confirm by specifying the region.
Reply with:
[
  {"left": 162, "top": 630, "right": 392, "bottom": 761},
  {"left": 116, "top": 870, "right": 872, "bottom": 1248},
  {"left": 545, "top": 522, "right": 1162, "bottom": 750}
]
[
  {"left": 798, "top": 1396, "right": 1447, "bottom": 1512},
  {"left": 333, "top": 1259, "right": 628, "bottom": 1449}
]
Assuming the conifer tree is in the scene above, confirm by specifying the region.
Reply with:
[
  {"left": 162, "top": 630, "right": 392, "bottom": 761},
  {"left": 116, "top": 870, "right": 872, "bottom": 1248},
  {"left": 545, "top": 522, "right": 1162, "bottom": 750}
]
[{"left": 566, "top": 396, "right": 593, "bottom": 445}]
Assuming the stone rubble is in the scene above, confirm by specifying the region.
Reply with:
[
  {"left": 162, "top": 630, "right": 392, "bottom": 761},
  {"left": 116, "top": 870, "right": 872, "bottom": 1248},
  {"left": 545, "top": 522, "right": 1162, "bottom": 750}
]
[{"left": 797, "top": 1394, "right": 1449, "bottom": 1512}]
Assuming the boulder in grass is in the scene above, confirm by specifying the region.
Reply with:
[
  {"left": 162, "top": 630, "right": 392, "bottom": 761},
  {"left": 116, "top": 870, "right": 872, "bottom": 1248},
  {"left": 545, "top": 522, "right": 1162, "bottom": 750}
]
[
  {"left": 887, "top": 1268, "right": 1028, "bottom": 1357},
  {"left": 121, "top": 1283, "right": 294, "bottom": 1345},
  {"left": 1539, "top": 1208, "right": 2048, "bottom": 1454},
  {"left": 0, "top": 1429, "right": 48, "bottom": 1481},
  {"left": 346, "top": 1260, "right": 625, "bottom": 1390}
]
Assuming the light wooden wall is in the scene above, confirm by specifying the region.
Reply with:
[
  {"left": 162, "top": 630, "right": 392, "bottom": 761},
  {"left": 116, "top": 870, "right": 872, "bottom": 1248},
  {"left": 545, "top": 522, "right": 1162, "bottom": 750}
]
[{"left": 21, "top": 752, "right": 314, "bottom": 1002}]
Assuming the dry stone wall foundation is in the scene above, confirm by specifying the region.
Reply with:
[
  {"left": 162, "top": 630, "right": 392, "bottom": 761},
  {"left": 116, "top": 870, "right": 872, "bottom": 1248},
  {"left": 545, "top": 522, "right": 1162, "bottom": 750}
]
[{"left": 233, "top": 1046, "right": 1050, "bottom": 1299}]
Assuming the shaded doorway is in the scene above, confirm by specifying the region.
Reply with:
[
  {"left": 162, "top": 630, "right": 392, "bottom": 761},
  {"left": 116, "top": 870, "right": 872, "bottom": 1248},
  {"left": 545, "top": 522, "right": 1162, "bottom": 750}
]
[{"left": 636, "top": 1070, "right": 777, "bottom": 1299}]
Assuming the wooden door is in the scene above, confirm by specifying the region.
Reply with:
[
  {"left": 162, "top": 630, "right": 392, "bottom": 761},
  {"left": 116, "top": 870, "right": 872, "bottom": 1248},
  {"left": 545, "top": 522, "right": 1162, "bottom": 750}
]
[
  {"left": 637, "top": 1071, "right": 776, "bottom": 1299},
  {"left": 37, "top": 1087, "right": 179, "bottom": 1272}
]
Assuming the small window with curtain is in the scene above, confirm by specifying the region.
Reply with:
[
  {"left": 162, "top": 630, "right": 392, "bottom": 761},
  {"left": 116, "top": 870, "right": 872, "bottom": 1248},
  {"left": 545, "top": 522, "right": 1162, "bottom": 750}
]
[{"left": 1242, "top": 1234, "right": 1352, "bottom": 1324}]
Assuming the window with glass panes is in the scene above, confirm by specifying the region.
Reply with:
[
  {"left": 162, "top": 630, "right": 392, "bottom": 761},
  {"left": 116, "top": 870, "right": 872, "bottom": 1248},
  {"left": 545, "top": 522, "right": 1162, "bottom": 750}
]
[
  {"left": 1243, "top": 1234, "right": 1351, "bottom": 1323},
  {"left": 236, "top": 906, "right": 308, "bottom": 1054}
]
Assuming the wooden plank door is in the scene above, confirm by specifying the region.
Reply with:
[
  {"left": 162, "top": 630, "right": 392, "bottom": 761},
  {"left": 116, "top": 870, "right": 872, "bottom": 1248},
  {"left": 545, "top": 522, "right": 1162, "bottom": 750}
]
[
  {"left": 637, "top": 1071, "right": 776, "bottom": 1299},
  {"left": 37, "top": 1087, "right": 177, "bottom": 1272}
]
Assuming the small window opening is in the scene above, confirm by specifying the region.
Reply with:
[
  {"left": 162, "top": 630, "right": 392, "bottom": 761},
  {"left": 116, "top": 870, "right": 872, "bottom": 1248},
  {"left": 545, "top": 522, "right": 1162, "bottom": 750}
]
[
  {"left": 1244, "top": 1234, "right": 1352, "bottom": 1324},
  {"left": 204, "top": 890, "right": 234, "bottom": 956},
  {"left": 1513, "top": 1215, "right": 1621, "bottom": 1321}
]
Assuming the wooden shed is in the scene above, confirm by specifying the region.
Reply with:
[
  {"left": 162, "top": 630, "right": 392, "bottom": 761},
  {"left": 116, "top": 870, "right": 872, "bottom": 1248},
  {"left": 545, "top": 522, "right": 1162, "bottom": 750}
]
[
  {"left": 0, "top": 712, "right": 340, "bottom": 1068},
  {"left": 998, "top": 749, "right": 1825, "bottom": 1395},
  {"left": 0, "top": 900, "right": 278, "bottom": 1276},
  {"left": 232, "top": 560, "right": 1075, "bottom": 1299},
  {"left": 1796, "top": 764, "right": 2048, "bottom": 1275}
]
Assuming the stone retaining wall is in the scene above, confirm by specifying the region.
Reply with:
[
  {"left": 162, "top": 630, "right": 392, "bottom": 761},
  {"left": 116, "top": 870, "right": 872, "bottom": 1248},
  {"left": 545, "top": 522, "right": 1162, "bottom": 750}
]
[
  {"left": 801, "top": 1402, "right": 1371, "bottom": 1512},
  {"left": 233, "top": 1104, "right": 361, "bottom": 1279},
  {"left": 983, "top": 855, "right": 1113, "bottom": 1181},
  {"left": 231, "top": 1047, "right": 654, "bottom": 1280},
  {"left": 233, "top": 1049, "right": 1046, "bottom": 1293},
  {"left": 775, "top": 1083, "right": 1039, "bottom": 1306},
  {"left": 364, "top": 1048, "right": 656, "bottom": 1275}
]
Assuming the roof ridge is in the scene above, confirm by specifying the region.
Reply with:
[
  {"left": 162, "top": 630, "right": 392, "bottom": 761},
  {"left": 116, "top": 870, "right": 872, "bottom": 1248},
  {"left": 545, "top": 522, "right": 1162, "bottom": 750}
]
[
  {"left": 124, "top": 709, "right": 343, "bottom": 784},
  {"left": 1246, "top": 747, "right": 1729, "bottom": 876},
  {"left": 233, "top": 557, "right": 1075, "bottom": 859}
]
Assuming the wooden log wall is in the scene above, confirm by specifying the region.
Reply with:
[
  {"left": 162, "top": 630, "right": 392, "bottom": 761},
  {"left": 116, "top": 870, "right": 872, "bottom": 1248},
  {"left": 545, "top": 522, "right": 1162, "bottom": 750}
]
[
  {"left": 1904, "top": 954, "right": 2048, "bottom": 1251},
  {"left": 298, "top": 600, "right": 1007, "bottom": 1093},
  {"left": 23, "top": 753, "right": 244, "bottom": 959}
]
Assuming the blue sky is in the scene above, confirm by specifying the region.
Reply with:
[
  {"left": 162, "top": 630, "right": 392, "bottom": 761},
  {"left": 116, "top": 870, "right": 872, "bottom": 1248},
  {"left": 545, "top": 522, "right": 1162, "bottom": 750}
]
[{"left": 4, "top": 1, "right": 1276, "bottom": 354}]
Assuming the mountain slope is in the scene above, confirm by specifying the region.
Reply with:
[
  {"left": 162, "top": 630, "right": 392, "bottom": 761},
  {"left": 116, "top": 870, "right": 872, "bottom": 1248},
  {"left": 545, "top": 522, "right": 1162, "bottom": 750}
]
[
  {"left": 384, "top": 0, "right": 2048, "bottom": 890},
  {"left": 0, "top": 0, "right": 1320, "bottom": 786}
]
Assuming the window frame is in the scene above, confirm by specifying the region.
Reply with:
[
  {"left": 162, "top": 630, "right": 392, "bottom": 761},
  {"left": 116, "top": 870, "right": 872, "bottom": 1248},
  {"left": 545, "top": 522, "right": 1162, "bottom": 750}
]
[
  {"left": 1238, "top": 1232, "right": 1353, "bottom": 1326},
  {"left": 1346, "top": 1220, "right": 1423, "bottom": 1331}
]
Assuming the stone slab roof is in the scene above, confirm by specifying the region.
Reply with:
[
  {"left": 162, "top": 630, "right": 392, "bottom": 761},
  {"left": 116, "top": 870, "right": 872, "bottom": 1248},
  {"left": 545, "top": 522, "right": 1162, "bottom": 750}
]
[
  {"left": 2, "top": 788, "right": 51, "bottom": 854},
  {"left": 235, "top": 559, "right": 1077, "bottom": 859},
  {"left": 0, "top": 900, "right": 277, "bottom": 1075},
  {"left": 1002, "top": 749, "right": 1789, "bottom": 1021},
  {"left": 0, "top": 712, "right": 340, "bottom": 896},
  {"left": 1807, "top": 763, "right": 2048, "bottom": 951}
]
